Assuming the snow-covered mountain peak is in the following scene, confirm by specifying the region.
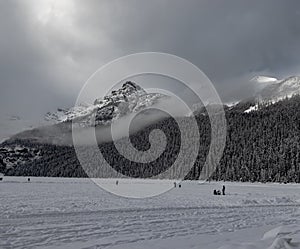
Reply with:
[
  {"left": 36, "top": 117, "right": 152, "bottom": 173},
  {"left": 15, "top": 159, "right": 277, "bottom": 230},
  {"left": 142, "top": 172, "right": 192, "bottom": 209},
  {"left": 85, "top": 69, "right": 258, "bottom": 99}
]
[
  {"left": 45, "top": 81, "right": 167, "bottom": 126},
  {"left": 94, "top": 81, "right": 146, "bottom": 105}
]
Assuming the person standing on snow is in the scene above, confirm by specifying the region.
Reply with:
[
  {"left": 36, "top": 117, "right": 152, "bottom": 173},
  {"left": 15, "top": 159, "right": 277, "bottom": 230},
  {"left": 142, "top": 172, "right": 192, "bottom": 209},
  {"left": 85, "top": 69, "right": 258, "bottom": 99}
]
[{"left": 222, "top": 185, "right": 225, "bottom": 195}]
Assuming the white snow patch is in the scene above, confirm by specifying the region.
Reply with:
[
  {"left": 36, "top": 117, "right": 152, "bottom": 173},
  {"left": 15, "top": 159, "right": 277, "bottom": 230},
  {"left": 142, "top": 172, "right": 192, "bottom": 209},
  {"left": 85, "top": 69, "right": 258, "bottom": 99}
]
[{"left": 244, "top": 104, "right": 259, "bottom": 113}]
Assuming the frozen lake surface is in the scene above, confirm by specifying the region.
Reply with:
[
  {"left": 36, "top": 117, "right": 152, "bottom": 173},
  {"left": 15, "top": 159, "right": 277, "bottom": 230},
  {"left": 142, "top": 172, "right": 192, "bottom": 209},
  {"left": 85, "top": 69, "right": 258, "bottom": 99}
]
[{"left": 0, "top": 177, "right": 299, "bottom": 249}]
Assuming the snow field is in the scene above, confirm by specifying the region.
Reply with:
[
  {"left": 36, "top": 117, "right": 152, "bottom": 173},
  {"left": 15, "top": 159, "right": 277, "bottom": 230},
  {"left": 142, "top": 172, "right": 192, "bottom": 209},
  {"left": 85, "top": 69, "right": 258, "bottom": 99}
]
[{"left": 0, "top": 177, "right": 299, "bottom": 248}]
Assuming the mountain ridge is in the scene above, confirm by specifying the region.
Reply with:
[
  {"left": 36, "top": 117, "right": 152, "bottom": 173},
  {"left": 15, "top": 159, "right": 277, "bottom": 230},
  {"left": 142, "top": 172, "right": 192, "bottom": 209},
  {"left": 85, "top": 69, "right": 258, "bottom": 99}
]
[
  {"left": 45, "top": 81, "right": 167, "bottom": 127},
  {"left": 1, "top": 78, "right": 300, "bottom": 182}
]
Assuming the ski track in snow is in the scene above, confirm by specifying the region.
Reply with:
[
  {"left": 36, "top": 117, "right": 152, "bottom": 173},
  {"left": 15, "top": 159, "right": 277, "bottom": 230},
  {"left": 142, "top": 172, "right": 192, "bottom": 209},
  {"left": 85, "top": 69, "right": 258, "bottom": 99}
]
[{"left": 0, "top": 177, "right": 299, "bottom": 249}]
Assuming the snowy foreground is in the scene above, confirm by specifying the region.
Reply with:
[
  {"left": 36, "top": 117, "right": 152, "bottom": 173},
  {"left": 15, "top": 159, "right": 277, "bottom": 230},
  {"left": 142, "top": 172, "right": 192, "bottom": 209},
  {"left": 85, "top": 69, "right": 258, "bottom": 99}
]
[{"left": 0, "top": 177, "right": 300, "bottom": 249}]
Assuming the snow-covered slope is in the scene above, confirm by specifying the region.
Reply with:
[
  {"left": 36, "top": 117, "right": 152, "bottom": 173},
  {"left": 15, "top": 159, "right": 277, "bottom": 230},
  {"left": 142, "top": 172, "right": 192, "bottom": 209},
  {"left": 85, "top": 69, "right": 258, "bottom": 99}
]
[
  {"left": 243, "top": 75, "right": 300, "bottom": 113},
  {"left": 45, "top": 81, "right": 167, "bottom": 127},
  {"left": 259, "top": 76, "right": 300, "bottom": 102},
  {"left": 244, "top": 104, "right": 259, "bottom": 113}
]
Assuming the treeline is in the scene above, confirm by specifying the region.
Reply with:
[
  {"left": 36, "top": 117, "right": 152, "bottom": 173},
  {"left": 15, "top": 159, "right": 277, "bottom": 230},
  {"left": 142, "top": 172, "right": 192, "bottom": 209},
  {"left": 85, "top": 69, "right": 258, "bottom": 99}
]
[
  {"left": 213, "top": 95, "right": 300, "bottom": 183},
  {"left": 2, "top": 95, "right": 300, "bottom": 183}
]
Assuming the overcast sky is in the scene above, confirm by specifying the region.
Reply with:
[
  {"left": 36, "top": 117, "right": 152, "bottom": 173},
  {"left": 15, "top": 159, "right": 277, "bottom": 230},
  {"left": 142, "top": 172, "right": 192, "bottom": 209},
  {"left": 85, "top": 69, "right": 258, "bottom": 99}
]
[{"left": 1, "top": 0, "right": 300, "bottom": 120}]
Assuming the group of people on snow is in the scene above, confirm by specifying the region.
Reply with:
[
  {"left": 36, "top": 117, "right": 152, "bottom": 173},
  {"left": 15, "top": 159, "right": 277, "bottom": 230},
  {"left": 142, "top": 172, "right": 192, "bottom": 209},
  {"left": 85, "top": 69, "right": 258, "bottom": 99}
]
[
  {"left": 213, "top": 185, "right": 226, "bottom": 195},
  {"left": 114, "top": 180, "right": 226, "bottom": 195},
  {"left": 173, "top": 182, "right": 181, "bottom": 188}
]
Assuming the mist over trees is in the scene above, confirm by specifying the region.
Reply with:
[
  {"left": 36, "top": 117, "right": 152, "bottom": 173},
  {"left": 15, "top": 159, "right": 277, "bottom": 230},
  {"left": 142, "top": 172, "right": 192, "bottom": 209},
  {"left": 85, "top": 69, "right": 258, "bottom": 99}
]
[{"left": 2, "top": 95, "right": 300, "bottom": 183}]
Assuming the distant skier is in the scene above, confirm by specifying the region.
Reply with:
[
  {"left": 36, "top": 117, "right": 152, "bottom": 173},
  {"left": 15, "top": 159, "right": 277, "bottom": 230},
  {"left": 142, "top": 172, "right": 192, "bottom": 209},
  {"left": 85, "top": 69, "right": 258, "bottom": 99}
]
[
  {"left": 178, "top": 183, "right": 181, "bottom": 188},
  {"left": 28, "top": 178, "right": 30, "bottom": 182},
  {"left": 222, "top": 185, "right": 225, "bottom": 195},
  {"left": 116, "top": 180, "right": 119, "bottom": 186},
  {"left": 213, "top": 189, "right": 217, "bottom": 195},
  {"left": 174, "top": 182, "right": 177, "bottom": 188}
]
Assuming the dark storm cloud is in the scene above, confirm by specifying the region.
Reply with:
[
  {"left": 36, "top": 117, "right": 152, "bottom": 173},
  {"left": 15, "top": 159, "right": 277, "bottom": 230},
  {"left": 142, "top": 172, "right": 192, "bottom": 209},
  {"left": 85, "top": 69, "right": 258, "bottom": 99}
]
[
  {"left": 1, "top": 0, "right": 300, "bottom": 120},
  {"left": 98, "top": 0, "right": 300, "bottom": 100},
  {"left": 76, "top": 0, "right": 300, "bottom": 100}
]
